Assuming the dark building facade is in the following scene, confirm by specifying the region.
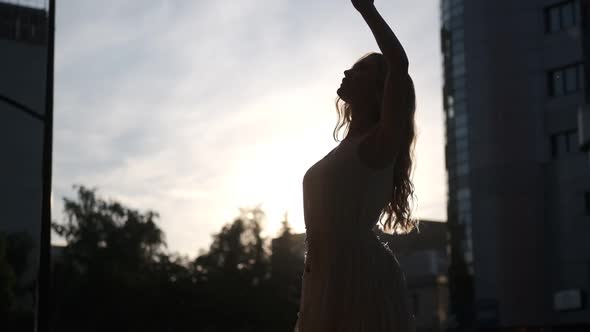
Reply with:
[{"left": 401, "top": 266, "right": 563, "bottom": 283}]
[
  {"left": 0, "top": 1, "right": 48, "bottom": 315},
  {"left": 441, "top": 0, "right": 590, "bottom": 330}
]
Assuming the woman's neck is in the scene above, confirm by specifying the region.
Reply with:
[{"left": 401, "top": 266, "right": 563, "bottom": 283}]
[
  {"left": 347, "top": 118, "right": 375, "bottom": 139},
  {"left": 346, "top": 102, "right": 379, "bottom": 140}
]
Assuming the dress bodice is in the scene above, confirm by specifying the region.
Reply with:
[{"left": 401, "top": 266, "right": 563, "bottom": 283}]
[
  {"left": 302, "top": 132, "right": 394, "bottom": 238},
  {"left": 295, "top": 132, "right": 415, "bottom": 332}
]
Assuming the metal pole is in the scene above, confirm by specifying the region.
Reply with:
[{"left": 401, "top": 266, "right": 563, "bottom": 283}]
[{"left": 36, "top": 0, "right": 55, "bottom": 331}]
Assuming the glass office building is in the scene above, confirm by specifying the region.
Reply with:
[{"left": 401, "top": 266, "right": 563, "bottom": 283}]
[{"left": 441, "top": 0, "right": 590, "bottom": 330}]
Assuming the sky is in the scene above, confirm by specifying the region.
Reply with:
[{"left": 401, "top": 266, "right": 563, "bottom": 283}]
[{"left": 52, "top": 0, "right": 446, "bottom": 257}]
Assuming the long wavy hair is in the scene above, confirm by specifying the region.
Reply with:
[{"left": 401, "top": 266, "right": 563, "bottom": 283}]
[{"left": 333, "top": 53, "right": 418, "bottom": 234}]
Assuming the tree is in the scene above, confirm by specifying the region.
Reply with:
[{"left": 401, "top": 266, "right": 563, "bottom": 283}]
[
  {"left": 50, "top": 186, "right": 303, "bottom": 332},
  {"left": 0, "top": 232, "right": 16, "bottom": 315},
  {"left": 51, "top": 185, "right": 168, "bottom": 331},
  {"left": 52, "top": 185, "right": 165, "bottom": 270},
  {"left": 191, "top": 205, "right": 275, "bottom": 331},
  {"left": 0, "top": 231, "right": 36, "bottom": 330},
  {"left": 268, "top": 213, "right": 305, "bottom": 327}
]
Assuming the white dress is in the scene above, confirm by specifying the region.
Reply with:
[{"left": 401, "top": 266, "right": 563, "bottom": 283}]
[{"left": 294, "top": 132, "right": 415, "bottom": 332}]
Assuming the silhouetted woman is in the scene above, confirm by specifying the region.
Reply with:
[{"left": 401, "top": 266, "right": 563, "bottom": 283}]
[{"left": 295, "top": 0, "right": 417, "bottom": 331}]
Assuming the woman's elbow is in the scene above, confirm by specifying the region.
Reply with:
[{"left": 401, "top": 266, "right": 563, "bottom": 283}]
[{"left": 385, "top": 55, "right": 409, "bottom": 73}]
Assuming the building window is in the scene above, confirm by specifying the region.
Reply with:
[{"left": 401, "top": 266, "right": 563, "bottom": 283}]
[
  {"left": 453, "top": 63, "right": 466, "bottom": 79},
  {"left": 457, "top": 212, "right": 471, "bottom": 225},
  {"left": 457, "top": 149, "right": 468, "bottom": 162},
  {"left": 545, "top": 1, "right": 579, "bottom": 33},
  {"left": 454, "top": 87, "right": 466, "bottom": 102},
  {"left": 465, "top": 223, "right": 472, "bottom": 239},
  {"left": 548, "top": 63, "right": 585, "bottom": 97},
  {"left": 455, "top": 113, "right": 467, "bottom": 129},
  {"left": 452, "top": 53, "right": 465, "bottom": 68},
  {"left": 457, "top": 162, "right": 469, "bottom": 176},
  {"left": 464, "top": 251, "right": 473, "bottom": 264},
  {"left": 454, "top": 77, "right": 466, "bottom": 91},
  {"left": 0, "top": 3, "right": 48, "bottom": 44},
  {"left": 450, "top": 15, "right": 463, "bottom": 29},
  {"left": 550, "top": 129, "right": 579, "bottom": 158},
  {"left": 455, "top": 125, "right": 468, "bottom": 140},
  {"left": 458, "top": 187, "right": 471, "bottom": 201},
  {"left": 451, "top": 28, "right": 464, "bottom": 42},
  {"left": 458, "top": 200, "right": 471, "bottom": 215},
  {"left": 450, "top": 4, "right": 463, "bottom": 17},
  {"left": 454, "top": 100, "right": 466, "bottom": 115}
]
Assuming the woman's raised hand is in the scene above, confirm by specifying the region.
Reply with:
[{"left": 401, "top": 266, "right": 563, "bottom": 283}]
[{"left": 351, "top": 0, "right": 375, "bottom": 13}]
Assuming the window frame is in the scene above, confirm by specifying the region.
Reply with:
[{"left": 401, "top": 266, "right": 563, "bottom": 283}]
[
  {"left": 550, "top": 129, "right": 579, "bottom": 159},
  {"left": 548, "top": 63, "right": 585, "bottom": 97},
  {"left": 544, "top": 0, "right": 579, "bottom": 34}
]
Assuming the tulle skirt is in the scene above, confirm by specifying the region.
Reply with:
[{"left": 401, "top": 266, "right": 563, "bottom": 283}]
[{"left": 294, "top": 230, "right": 415, "bottom": 332}]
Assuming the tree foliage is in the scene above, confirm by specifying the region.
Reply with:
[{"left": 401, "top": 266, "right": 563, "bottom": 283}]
[
  {"left": 0, "top": 231, "right": 36, "bottom": 329},
  {"left": 50, "top": 186, "right": 304, "bottom": 332},
  {"left": 0, "top": 232, "right": 17, "bottom": 315}
]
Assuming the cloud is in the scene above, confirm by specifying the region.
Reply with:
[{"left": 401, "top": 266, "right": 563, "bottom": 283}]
[{"left": 53, "top": 0, "right": 446, "bottom": 256}]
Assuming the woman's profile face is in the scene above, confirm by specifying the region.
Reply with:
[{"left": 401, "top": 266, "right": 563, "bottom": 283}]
[{"left": 336, "top": 55, "right": 384, "bottom": 106}]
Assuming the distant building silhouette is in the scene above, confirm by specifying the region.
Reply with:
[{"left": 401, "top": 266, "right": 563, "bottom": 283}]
[
  {"left": 377, "top": 220, "right": 449, "bottom": 332},
  {"left": 441, "top": 0, "right": 590, "bottom": 330},
  {"left": 0, "top": 1, "right": 48, "bottom": 313}
]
